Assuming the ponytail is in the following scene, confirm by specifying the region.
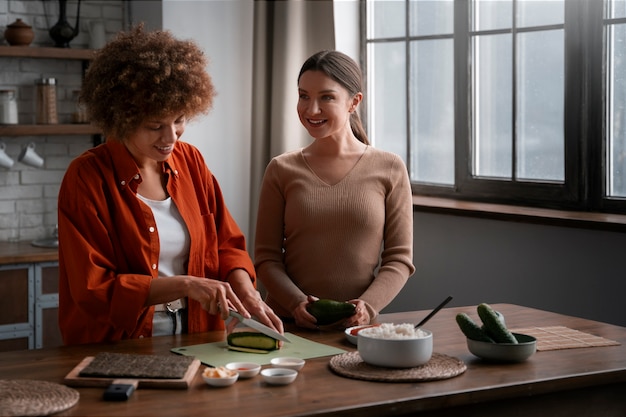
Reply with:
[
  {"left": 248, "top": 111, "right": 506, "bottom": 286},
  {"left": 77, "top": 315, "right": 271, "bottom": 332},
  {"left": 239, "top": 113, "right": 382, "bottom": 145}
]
[{"left": 350, "top": 111, "right": 369, "bottom": 145}]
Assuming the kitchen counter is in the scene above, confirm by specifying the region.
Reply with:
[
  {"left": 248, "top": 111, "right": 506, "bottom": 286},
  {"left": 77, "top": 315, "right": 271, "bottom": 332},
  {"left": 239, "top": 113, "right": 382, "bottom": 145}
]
[
  {"left": 0, "top": 241, "right": 58, "bottom": 265},
  {"left": 0, "top": 304, "right": 624, "bottom": 416}
]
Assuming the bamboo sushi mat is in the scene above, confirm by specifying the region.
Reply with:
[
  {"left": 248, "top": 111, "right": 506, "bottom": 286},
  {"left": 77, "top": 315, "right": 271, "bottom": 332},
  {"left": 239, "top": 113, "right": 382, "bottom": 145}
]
[
  {"left": 510, "top": 326, "right": 621, "bottom": 351},
  {"left": 329, "top": 352, "right": 466, "bottom": 382},
  {"left": 0, "top": 380, "right": 79, "bottom": 416}
]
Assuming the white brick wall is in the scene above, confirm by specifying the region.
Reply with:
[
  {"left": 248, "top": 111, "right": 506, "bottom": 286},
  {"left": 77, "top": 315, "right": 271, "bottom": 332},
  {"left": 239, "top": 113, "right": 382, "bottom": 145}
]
[{"left": 0, "top": 0, "right": 125, "bottom": 242}]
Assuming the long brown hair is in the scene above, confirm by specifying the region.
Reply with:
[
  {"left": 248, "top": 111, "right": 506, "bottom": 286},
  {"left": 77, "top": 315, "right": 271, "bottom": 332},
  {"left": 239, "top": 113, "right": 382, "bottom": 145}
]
[{"left": 298, "top": 50, "right": 369, "bottom": 145}]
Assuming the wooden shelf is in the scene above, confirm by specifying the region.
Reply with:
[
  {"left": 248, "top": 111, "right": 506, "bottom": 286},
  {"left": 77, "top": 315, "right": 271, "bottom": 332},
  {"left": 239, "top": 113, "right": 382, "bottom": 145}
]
[
  {"left": 0, "top": 124, "right": 100, "bottom": 136},
  {"left": 0, "top": 45, "right": 96, "bottom": 60},
  {"left": 0, "top": 46, "right": 99, "bottom": 137}
]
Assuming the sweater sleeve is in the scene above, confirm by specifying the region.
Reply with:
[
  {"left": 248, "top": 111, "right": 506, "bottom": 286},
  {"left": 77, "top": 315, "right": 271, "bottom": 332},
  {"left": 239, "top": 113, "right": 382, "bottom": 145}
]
[
  {"left": 358, "top": 154, "right": 415, "bottom": 318},
  {"left": 254, "top": 158, "right": 308, "bottom": 316}
]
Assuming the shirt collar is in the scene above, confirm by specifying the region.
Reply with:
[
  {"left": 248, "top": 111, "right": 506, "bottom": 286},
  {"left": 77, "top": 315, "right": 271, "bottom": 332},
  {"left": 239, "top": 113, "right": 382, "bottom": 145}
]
[
  {"left": 104, "top": 140, "right": 138, "bottom": 189},
  {"left": 105, "top": 140, "right": 180, "bottom": 192}
]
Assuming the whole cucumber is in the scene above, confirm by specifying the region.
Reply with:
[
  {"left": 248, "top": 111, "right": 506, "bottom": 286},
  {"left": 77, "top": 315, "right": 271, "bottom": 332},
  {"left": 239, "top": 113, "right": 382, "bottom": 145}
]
[
  {"left": 476, "top": 303, "right": 518, "bottom": 344},
  {"left": 306, "top": 299, "right": 356, "bottom": 325},
  {"left": 456, "top": 312, "right": 494, "bottom": 342}
]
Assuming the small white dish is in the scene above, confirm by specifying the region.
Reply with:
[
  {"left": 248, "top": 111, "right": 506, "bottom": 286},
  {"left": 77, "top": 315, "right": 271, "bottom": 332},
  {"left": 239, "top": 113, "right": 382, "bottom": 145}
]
[
  {"left": 261, "top": 367, "right": 298, "bottom": 385},
  {"left": 345, "top": 324, "right": 381, "bottom": 345},
  {"left": 202, "top": 366, "right": 238, "bottom": 387},
  {"left": 270, "top": 357, "right": 305, "bottom": 371},
  {"left": 225, "top": 362, "right": 261, "bottom": 379}
]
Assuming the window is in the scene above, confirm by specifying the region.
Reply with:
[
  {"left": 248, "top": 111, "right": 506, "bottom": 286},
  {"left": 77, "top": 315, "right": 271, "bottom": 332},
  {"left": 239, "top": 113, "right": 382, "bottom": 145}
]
[{"left": 363, "top": 0, "right": 626, "bottom": 214}]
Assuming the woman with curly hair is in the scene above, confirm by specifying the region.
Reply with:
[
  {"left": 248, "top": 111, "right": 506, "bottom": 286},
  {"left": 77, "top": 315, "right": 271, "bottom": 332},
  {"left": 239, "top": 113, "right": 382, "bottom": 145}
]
[{"left": 58, "top": 26, "right": 283, "bottom": 344}]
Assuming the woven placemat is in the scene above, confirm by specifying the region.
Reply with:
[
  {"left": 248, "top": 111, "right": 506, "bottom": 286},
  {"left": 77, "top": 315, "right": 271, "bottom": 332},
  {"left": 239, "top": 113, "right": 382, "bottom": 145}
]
[
  {"left": 79, "top": 352, "right": 194, "bottom": 379},
  {"left": 0, "top": 380, "right": 79, "bottom": 416},
  {"left": 329, "top": 352, "right": 466, "bottom": 382},
  {"left": 511, "top": 326, "right": 621, "bottom": 351}
]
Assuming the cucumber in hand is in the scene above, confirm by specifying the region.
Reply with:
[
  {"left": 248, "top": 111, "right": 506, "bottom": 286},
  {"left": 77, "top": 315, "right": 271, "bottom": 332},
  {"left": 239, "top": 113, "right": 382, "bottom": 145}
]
[{"left": 306, "top": 299, "right": 356, "bottom": 325}]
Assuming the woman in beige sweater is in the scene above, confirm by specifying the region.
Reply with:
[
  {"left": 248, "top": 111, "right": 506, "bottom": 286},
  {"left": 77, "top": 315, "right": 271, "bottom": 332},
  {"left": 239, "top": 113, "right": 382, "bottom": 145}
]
[{"left": 254, "top": 50, "right": 415, "bottom": 329}]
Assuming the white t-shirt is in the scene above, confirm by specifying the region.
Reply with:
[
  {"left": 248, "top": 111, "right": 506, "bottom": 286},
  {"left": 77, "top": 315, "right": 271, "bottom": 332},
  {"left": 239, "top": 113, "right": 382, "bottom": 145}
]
[{"left": 137, "top": 194, "right": 190, "bottom": 335}]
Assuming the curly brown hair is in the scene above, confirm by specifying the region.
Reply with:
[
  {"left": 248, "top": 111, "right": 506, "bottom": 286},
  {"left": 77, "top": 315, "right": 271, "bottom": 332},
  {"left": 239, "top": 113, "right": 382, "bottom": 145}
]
[{"left": 80, "top": 25, "right": 215, "bottom": 140}]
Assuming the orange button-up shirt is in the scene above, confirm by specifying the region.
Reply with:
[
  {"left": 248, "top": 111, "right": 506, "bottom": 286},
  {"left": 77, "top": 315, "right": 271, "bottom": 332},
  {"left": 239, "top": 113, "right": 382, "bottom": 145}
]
[{"left": 58, "top": 139, "right": 255, "bottom": 345}]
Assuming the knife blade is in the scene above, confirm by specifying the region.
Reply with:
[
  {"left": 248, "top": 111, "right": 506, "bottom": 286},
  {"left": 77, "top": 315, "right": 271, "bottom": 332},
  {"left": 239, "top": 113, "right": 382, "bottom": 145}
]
[{"left": 228, "top": 310, "right": 291, "bottom": 343}]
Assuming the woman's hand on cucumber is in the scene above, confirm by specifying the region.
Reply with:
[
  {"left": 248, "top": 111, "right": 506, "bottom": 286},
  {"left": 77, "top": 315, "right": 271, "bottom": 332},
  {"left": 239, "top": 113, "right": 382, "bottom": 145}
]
[
  {"left": 343, "top": 299, "right": 371, "bottom": 328},
  {"left": 292, "top": 295, "right": 320, "bottom": 329}
]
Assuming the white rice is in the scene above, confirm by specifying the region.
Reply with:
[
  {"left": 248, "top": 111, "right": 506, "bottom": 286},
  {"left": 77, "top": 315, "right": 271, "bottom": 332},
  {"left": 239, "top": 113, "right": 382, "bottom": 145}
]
[{"left": 359, "top": 323, "right": 428, "bottom": 340}]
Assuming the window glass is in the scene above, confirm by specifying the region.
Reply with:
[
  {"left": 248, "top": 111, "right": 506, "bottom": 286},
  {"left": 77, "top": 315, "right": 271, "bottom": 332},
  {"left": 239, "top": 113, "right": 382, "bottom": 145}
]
[
  {"left": 410, "top": 39, "right": 454, "bottom": 185},
  {"left": 607, "top": 23, "right": 626, "bottom": 196},
  {"left": 364, "top": 0, "right": 626, "bottom": 212},
  {"left": 517, "top": 0, "right": 564, "bottom": 28},
  {"left": 516, "top": 29, "right": 565, "bottom": 181},
  {"left": 367, "top": 0, "right": 405, "bottom": 38},
  {"left": 409, "top": 0, "right": 453, "bottom": 36},
  {"left": 606, "top": 0, "right": 626, "bottom": 18},
  {"left": 367, "top": 42, "right": 407, "bottom": 160},
  {"left": 472, "top": 34, "right": 513, "bottom": 179},
  {"left": 472, "top": 0, "right": 512, "bottom": 31}
]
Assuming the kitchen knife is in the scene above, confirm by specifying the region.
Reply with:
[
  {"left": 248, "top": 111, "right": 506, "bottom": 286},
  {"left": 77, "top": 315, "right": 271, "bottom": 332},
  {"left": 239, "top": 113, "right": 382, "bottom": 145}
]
[{"left": 228, "top": 310, "right": 291, "bottom": 343}]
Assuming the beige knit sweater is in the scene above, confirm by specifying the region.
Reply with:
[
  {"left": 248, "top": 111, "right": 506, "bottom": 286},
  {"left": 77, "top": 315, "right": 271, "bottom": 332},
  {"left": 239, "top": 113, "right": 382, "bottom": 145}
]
[{"left": 254, "top": 146, "right": 415, "bottom": 320}]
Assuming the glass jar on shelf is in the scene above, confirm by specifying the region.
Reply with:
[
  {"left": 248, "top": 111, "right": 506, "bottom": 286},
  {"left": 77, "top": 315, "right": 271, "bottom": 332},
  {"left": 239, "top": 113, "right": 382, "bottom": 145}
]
[
  {"left": 71, "top": 89, "right": 88, "bottom": 124},
  {"left": 0, "top": 89, "right": 18, "bottom": 124},
  {"left": 35, "top": 77, "right": 58, "bottom": 124}
]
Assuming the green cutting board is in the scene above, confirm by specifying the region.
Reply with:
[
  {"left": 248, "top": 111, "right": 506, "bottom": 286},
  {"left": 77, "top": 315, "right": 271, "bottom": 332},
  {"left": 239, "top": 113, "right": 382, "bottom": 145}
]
[{"left": 171, "top": 333, "right": 346, "bottom": 367}]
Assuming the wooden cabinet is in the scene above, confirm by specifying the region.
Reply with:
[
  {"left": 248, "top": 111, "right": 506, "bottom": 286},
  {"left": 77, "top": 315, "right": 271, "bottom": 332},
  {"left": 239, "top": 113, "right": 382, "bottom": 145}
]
[
  {"left": 0, "top": 261, "right": 61, "bottom": 351},
  {"left": 0, "top": 264, "right": 34, "bottom": 351},
  {"left": 0, "top": 45, "right": 100, "bottom": 138}
]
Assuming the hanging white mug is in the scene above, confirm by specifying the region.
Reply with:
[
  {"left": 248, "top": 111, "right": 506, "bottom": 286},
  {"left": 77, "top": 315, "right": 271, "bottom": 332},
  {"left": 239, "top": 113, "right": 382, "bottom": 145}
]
[
  {"left": 18, "top": 142, "right": 44, "bottom": 168},
  {"left": 0, "top": 142, "right": 14, "bottom": 169},
  {"left": 88, "top": 20, "right": 106, "bottom": 49}
]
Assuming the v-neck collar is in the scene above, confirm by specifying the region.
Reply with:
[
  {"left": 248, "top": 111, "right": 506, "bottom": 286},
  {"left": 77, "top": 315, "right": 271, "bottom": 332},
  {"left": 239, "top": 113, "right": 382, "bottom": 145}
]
[{"left": 300, "top": 145, "right": 370, "bottom": 187}]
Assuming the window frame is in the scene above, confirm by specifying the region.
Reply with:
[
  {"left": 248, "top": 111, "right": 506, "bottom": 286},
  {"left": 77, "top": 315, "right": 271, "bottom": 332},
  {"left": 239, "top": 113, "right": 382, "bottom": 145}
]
[{"left": 361, "top": 0, "right": 625, "bottom": 214}]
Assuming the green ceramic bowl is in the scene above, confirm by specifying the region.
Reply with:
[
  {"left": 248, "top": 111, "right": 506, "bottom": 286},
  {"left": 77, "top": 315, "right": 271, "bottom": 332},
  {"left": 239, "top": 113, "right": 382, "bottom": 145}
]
[{"left": 467, "top": 333, "right": 537, "bottom": 362}]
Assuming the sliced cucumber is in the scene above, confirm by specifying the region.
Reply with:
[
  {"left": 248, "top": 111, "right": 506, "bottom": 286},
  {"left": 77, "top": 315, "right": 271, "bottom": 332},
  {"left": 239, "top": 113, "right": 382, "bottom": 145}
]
[
  {"left": 227, "top": 345, "right": 272, "bottom": 354},
  {"left": 227, "top": 331, "right": 279, "bottom": 351}
]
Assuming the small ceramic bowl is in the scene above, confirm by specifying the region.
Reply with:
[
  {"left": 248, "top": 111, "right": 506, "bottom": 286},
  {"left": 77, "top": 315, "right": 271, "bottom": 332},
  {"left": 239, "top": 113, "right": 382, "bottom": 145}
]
[
  {"left": 345, "top": 324, "right": 381, "bottom": 345},
  {"left": 202, "top": 366, "right": 238, "bottom": 387},
  {"left": 261, "top": 368, "right": 298, "bottom": 385},
  {"left": 270, "top": 357, "right": 305, "bottom": 371},
  {"left": 467, "top": 333, "right": 537, "bottom": 362},
  {"left": 225, "top": 362, "right": 261, "bottom": 378}
]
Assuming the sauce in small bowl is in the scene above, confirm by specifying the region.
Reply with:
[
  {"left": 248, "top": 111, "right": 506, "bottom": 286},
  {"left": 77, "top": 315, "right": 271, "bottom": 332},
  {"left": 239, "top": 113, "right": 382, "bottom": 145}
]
[{"left": 225, "top": 362, "right": 261, "bottom": 378}]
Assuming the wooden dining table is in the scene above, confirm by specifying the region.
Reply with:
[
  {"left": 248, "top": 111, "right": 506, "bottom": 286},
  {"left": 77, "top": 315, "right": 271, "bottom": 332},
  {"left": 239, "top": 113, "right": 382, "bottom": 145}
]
[{"left": 1, "top": 303, "right": 625, "bottom": 416}]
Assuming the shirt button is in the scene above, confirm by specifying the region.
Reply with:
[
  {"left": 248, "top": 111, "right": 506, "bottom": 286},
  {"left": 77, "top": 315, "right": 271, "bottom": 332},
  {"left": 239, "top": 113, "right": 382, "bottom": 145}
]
[
  {"left": 152, "top": 264, "right": 157, "bottom": 270},
  {"left": 173, "top": 170, "right": 178, "bottom": 175},
  {"left": 134, "top": 174, "right": 140, "bottom": 180},
  {"left": 149, "top": 226, "right": 155, "bottom": 233},
  {"left": 120, "top": 180, "right": 126, "bottom": 186}
]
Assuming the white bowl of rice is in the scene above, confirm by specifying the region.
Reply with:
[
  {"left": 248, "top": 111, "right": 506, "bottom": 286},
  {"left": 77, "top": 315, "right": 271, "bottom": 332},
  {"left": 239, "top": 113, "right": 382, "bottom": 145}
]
[{"left": 357, "top": 323, "right": 433, "bottom": 368}]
